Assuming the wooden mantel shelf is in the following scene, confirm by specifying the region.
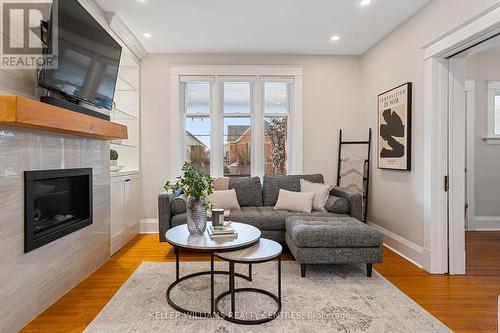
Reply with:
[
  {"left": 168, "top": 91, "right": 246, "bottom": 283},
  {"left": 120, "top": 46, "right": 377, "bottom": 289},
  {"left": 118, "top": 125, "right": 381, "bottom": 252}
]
[{"left": 0, "top": 96, "right": 128, "bottom": 140}]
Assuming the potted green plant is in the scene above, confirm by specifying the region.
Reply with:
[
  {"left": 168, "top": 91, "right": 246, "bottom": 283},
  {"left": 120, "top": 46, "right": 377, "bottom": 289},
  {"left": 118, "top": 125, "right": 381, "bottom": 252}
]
[
  {"left": 110, "top": 149, "right": 118, "bottom": 167},
  {"left": 164, "top": 162, "right": 213, "bottom": 235}
]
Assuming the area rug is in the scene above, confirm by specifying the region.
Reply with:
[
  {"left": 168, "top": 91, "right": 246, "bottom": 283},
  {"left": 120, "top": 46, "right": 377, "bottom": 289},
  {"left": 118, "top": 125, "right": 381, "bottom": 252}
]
[{"left": 84, "top": 261, "right": 451, "bottom": 333}]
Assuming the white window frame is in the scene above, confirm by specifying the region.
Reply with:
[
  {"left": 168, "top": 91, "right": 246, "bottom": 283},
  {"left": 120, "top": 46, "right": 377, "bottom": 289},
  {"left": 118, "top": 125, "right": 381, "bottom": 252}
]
[
  {"left": 485, "top": 81, "right": 500, "bottom": 144},
  {"left": 170, "top": 65, "right": 303, "bottom": 179}
]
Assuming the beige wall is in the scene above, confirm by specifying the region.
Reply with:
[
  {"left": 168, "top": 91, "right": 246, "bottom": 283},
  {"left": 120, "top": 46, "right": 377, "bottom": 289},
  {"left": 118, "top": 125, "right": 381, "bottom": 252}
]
[
  {"left": 465, "top": 52, "right": 500, "bottom": 218},
  {"left": 360, "top": 0, "right": 499, "bottom": 247},
  {"left": 140, "top": 54, "right": 363, "bottom": 219}
]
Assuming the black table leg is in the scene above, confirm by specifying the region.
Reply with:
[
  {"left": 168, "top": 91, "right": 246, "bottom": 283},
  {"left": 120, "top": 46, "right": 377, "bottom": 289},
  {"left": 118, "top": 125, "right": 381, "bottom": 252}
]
[
  {"left": 278, "top": 256, "right": 281, "bottom": 302},
  {"left": 214, "top": 257, "right": 282, "bottom": 325},
  {"left": 248, "top": 263, "right": 252, "bottom": 281},
  {"left": 175, "top": 247, "right": 179, "bottom": 281},
  {"left": 211, "top": 253, "right": 214, "bottom": 315},
  {"left": 229, "top": 262, "right": 235, "bottom": 317}
]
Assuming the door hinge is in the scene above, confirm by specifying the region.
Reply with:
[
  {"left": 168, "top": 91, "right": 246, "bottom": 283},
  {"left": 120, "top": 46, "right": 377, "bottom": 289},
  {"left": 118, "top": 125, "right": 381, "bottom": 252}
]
[{"left": 444, "top": 175, "right": 449, "bottom": 192}]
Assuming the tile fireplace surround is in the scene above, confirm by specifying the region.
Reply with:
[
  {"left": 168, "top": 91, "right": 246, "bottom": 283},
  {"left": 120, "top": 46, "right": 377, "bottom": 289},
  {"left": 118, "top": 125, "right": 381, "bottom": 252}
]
[{"left": 0, "top": 126, "right": 111, "bottom": 333}]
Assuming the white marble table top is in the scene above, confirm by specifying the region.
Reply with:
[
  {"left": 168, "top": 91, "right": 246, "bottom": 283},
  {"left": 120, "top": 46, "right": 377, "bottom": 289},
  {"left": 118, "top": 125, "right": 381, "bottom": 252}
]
[
  {"left": 165, "top": 222, "right": 261, "bottom": 251},
  {"left": 215, "top": 238, "right": 282, "bottom": 262}
]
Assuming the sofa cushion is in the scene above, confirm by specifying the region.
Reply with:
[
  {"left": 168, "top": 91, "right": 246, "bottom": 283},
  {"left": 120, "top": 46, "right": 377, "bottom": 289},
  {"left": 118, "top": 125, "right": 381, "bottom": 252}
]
[
  {"left": 171, "top": 206, "right": 346, "bottom": 231},
  {"left": 300, "top": 179, "right": 333, "bottom": 211},
  {"left": 229, "top": 176, "right": 263, "bottom": 207},
  {"left": 208, "top": 189, "right": 241, "bottom": 210},
  {"left": 274, "top": 189, "right": 314, "bottom": 213},
  {"left": 229, "top": 206, "right": 345, "bottom": 231},
  {"left": 262, "top": 174, "right": 324, "bottom": 206},
  {"left": 285, "top": 216, "right": 383, "bottom": 248},
  {"left": 325, "top": 195, "right": 350, "bottom": 214},
  {"left": 170, "top": 195, "right": 187, "bottom": 215}
]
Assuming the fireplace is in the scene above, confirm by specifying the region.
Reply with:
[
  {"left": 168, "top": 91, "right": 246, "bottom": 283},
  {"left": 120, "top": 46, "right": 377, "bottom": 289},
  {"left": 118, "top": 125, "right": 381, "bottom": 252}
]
[{"left": 24, "top": 168, "right": 93, "bottom": 253}]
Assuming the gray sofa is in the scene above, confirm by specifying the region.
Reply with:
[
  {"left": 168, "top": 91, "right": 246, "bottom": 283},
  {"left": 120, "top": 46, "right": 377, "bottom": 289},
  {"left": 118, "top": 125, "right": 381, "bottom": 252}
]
[{"left": 158, "top": 174, "right": 363, "bottom": 243}]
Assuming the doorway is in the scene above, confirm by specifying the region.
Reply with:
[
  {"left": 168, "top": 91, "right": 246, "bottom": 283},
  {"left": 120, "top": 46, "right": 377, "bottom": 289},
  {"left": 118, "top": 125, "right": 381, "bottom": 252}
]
[{"left": 422, "top": 6, "right": 500, "bottom": 275}]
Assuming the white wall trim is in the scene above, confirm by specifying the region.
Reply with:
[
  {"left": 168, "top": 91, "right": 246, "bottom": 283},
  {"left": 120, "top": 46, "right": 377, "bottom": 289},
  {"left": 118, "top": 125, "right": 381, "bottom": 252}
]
[
  {"left": 423, "top": 57, "right": 449, "bottom": 274},
  {"left": 423, "top": 4, "right": 500, "bottom": 59},
  {"left": 465, "top": 81, "right": 476, "bottom": 230},
  {"left": 140, "top": 218, "right": 159, "bottom": 234},
  {"left": 367, "top": 222, "right": 424, "bottom": 268},
  {"left": 486, "top": 81, "right": 500, "bottom": 139},
  {"left": 105, "top": 12, "right": 147, "bottom": 60},
  {"left": 448, "top": 58, "right": 466, "bottom": 275},
  {"left": 467, "top": 216, "right": 500, "bottom": 231},
  {"left": 170, "top": 65, "right": 304, "bottom": 77}
]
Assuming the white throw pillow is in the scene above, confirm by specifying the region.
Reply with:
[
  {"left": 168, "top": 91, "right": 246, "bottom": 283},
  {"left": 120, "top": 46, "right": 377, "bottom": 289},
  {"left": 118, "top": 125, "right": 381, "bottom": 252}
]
[
  {"left": 207, "top": 189, "right": 241, "bottom": 210},
  {"left": 274, "top": 189, "right": 314, "bottom": 213},
  {"left": 300, "top": 179, "right": 333, "bottom": 212}
]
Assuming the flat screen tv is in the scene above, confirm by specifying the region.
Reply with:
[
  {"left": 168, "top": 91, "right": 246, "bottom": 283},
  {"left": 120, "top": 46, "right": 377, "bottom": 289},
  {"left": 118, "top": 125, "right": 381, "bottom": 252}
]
[{"left": 39, "top": 0, "right": 122, "bottom": 110}]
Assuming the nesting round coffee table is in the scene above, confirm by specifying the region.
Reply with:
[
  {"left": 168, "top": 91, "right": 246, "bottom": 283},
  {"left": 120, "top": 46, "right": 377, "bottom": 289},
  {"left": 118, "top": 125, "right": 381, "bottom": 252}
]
[
  {"left": 165, "top": 222, "right": 261, "bottom": 318},
  {"left": 215, "top": 238, "right": 282, "bottom": 325}
]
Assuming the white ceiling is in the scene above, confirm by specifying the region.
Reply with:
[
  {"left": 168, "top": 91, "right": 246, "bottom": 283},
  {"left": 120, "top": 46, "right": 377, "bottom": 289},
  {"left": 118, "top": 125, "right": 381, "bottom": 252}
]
[{"left": 95, "top": 0, "right": 431, "bottom": 55}]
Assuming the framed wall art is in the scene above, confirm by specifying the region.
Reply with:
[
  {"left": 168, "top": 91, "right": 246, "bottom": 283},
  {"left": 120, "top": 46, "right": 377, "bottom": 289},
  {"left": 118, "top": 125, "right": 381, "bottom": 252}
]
[{"left": 378, "top": 82, "right": 412, "bottom": 170}]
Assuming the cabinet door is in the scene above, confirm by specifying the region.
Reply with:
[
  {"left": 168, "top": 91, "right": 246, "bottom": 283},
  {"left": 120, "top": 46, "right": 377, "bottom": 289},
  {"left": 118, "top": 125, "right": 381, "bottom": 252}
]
[
  {"left": 124, "top": 176, "right": 139, "bottom": 228},
  {"left": 111, "top": 177, "right": 125, "bottom": 237}
]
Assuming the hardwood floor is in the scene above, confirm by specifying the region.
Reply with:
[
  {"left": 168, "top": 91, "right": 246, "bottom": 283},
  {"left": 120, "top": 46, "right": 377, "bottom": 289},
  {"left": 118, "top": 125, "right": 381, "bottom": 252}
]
[{"left": 21, "top": 232, "right": 500, "bottom": 333}]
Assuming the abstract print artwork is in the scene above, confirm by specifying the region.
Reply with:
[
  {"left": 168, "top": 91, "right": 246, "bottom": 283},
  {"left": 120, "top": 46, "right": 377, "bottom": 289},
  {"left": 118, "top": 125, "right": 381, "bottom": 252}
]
[{"left": 378, "top": 83, "right": 412, "bottom": 170}]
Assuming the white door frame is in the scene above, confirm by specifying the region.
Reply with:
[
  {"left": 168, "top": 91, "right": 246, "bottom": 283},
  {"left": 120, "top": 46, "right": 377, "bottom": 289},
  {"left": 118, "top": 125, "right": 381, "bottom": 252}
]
[
  {"left": 465, "top": 80, "right": 476, "bottom": 230},
  {"left": 422, "top": 3, "right": 500, "bottom": 274}
]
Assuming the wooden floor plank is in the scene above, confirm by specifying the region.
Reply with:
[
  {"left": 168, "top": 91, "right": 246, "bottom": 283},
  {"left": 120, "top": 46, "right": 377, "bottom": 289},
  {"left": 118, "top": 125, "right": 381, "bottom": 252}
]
[{"left": 20, "top": 231, "right": 500, "bottom": 333}]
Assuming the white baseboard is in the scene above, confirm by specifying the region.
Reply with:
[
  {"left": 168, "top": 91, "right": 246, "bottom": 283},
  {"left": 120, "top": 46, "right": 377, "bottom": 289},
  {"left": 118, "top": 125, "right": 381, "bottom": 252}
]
[
  {"left": 467, "top": 216, "right": 500, "bottom": 231},
  {"left": 140, "top": 218, "right": 159, "bottom": 233},
  {"left": 367, "top": 222, "right": 424, "bottom": 269}
]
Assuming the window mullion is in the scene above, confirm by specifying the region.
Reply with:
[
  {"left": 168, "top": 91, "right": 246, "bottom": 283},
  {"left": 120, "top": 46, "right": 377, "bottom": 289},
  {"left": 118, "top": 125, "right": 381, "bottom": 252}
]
[
  {"left": 211, "top": 78, "right": 223, "bottom": 177},
  {"left": 253, "top": 78, "right": 264, "bottom": 179}
]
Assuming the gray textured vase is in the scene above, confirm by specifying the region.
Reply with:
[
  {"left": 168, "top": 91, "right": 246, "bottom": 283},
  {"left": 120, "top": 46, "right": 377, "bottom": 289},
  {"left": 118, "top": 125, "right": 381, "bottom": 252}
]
[{"left": 186, "top": 197, "right": 207, "bottom": 235}]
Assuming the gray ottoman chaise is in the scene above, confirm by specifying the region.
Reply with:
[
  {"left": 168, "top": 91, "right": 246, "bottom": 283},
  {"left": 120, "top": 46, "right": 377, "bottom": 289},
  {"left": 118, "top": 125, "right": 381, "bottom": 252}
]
[{"left": 285, "top": 216, "right": 383, "bottom": 277}]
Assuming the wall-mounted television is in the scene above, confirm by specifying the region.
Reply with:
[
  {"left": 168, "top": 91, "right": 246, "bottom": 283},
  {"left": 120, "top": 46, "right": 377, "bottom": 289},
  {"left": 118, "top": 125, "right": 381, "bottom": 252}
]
[{"left": 38, "top": 0, "right": 122, "bottom": 111}]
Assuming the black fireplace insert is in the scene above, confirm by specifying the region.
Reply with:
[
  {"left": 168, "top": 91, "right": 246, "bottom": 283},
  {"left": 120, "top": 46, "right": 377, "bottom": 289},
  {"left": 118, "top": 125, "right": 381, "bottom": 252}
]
[{"left": 24, "top": 168, "right": 93, "bottom": 253}]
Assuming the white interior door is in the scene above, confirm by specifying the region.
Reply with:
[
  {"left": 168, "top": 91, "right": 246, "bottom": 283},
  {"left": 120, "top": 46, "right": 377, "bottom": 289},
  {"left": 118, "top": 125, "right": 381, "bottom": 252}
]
[{"left": 448, "top": 57, "right": 466, "bottom": 275}]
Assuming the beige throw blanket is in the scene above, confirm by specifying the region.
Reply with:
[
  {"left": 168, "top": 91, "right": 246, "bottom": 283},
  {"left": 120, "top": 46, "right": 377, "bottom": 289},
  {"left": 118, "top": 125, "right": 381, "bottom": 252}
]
[{"left": 339, "top": 158, "right": 365, "bottom": 195}]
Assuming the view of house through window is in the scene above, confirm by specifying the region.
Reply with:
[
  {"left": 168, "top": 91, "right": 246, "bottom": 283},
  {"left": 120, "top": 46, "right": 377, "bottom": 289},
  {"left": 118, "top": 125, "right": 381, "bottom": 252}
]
[
  {"left": 264, "top": 82, "right": 289, "bottom": 175},
  {"left": 183, "top": 78, "right": 291, "bottom": 177},
  {"left": 185, "top": 81, "right": 211, "bottom": 174}
]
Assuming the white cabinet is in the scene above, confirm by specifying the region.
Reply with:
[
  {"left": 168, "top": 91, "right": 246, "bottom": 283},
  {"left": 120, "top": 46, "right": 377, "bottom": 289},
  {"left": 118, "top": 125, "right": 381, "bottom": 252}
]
[{"left": 111, "top": 172, "right": 140, "bottom": 254}]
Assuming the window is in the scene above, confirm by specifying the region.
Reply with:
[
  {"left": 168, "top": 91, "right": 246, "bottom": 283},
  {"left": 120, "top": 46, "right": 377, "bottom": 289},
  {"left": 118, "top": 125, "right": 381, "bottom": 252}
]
[
  {"left": 264, "top": 82, "right": 289, "bottom": 175},
  {"left": 173, "top": 66, "right": 303, "bottom": 179},
  {"left": 223, "top": 81, "right": 252, "bottom": 177},
  {"left": 486, "top": 81, "right": 500, "bottom": 143},
  {"left": 184, "top": 81, "right": 211, "bottom": 174}
]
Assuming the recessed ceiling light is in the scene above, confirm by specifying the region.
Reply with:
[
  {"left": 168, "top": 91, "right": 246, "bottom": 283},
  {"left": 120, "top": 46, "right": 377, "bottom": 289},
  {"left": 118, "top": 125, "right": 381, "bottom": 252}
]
[
  {"left": 360, "top": 0, "right": 371, "bottom": 6},
  {"left": 143, "top": 32, "right": 152, "bottom": 38},
  {"left": 138, "top": 0, "right": 147, "bottom": 2},
  {"left": 330, "top": 35, "right": 340, "bottom": 42}
]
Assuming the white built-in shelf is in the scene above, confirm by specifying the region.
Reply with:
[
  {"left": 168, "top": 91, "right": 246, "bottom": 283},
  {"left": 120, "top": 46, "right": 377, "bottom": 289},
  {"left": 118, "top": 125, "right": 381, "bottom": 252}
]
[
  {"left": 116, "top": 76, "right": 138, "bottom": 92},
  {"left": 111, "top": 107, "right": 137, "bottom": 120},
  {"left": 111, "top": 141, "right": 137, "bottom": 148}
]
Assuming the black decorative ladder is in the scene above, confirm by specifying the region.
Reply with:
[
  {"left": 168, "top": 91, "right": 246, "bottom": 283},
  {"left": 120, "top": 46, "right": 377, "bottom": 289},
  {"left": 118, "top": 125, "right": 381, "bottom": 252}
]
[{"left": 336, "top": 129, "right": 372, "bottom": 223}]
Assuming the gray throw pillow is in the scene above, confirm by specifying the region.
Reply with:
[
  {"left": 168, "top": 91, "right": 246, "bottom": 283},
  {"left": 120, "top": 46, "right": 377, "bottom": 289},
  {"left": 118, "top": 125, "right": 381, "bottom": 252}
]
[
  {"left": 325, "top": 195, "right": 350, "bottom": 214},
  {"left": 170, "top": 195, "right": 187, "bottom": 215},
  {"left": 229, "top": 176, "right": 263, "bottom": 207}
]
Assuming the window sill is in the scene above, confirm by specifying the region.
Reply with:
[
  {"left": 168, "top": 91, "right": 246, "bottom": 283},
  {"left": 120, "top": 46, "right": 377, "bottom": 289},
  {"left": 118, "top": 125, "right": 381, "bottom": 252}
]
[{"left": 483, "top": 137, "right": 500, "bottom": 145}]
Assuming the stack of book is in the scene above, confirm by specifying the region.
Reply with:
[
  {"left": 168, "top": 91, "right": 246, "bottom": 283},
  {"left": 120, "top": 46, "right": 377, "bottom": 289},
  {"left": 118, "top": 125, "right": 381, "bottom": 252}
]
[{"left": 208, "top": 223, "right": 238, "bottom": 240}]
